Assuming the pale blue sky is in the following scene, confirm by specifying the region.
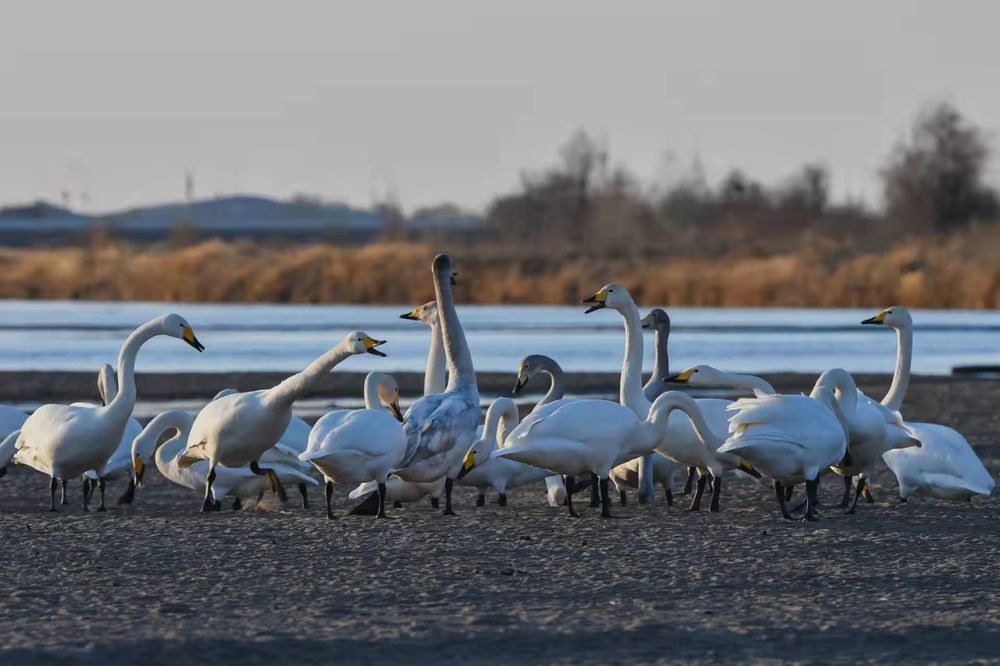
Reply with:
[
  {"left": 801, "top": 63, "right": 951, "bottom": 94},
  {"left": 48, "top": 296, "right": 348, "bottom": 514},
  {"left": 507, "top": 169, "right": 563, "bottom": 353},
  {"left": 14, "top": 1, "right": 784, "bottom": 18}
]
[{"left": 2, "top": 0, "right": 998, "bottom": 213}]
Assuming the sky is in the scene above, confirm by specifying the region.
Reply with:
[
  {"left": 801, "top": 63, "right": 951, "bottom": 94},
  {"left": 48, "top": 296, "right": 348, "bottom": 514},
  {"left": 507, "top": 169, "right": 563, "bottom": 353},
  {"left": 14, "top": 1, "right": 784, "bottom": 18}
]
[{"left": 2, "top": 0, "right": 999, "bottom": 214}]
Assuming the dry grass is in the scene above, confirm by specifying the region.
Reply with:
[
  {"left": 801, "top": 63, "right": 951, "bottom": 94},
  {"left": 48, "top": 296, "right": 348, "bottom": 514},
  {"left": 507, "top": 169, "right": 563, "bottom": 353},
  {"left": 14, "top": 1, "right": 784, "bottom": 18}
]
[{"left": 0, "top": 227, "right": 997, "bottom": 308}]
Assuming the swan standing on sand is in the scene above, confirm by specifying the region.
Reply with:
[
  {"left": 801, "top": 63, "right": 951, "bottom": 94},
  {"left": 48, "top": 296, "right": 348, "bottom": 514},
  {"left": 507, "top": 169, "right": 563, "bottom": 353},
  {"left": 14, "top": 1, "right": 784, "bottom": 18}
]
[
  {"left": 299, "top": 372, "right": 406, "bottom": 519},
  {"left": 458, "top": 397, "right": 551, "bottom": 506},
  {"left": 125, "top": 409, "right": 318, "bottom": 510},
  {"left": 862, "top": 307, "right": 995, "bottom": 501},
  {"left": 9, "top": 314, "right": 203, "bottom": 512},
  {"left": 179, "top": 330, "right": 386, "bottom": 512},
  {"left": 395, "top": 255, "right": 481, "bottom": 516}
]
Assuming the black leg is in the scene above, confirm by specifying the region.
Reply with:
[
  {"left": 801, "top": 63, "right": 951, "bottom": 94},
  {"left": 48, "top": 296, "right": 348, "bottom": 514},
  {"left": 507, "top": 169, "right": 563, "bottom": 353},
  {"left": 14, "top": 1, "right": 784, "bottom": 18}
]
[
  {"left": 683, "top": 466, "right": 696, "bottom": 495},
  {"left": 619, "top": 489, "right": 627, "bottom": 506},
  {"left": 201, "top": 466, "right": 218, "bottom": 512},
  {"left": 709, "top": 475, "right": 722, "bottom": 512},
  {"left": 476, "top": 493, "right": 485, "bottom": 507},
  {"left": 376, "top": 482, "right": 388, "bottom": 518},
  {"left": 784, "top": 484, "right": 795, "bottom": 502},
  {"left": 60, "top": 478, "right": 69, "bottom": 505},
  {"left": 846, "top": 477, "right": 867, "bottom": 514},
  {"left": 325, "top": 480, "right": 335, "bottom": 519},
  {"left": 232, "top": 497, "right": 242, "bottom": 511},
  {"left": 443, "top": 478, "right": 456, "bottom": 516},
  {"left": 774, "top": 480, "right": 793, "bottom": 520},
  {"left": 393, "top": 500, "right": 402, "bottom": 509},
  {"left": 801, "top": 478, "right": 820, "bottom": 521},
  {"left": 838, "top": 475, "right": 853, "bottom": 508},
  {"left": 430, "top": 497, "right": 440, "bottom": 509},
  {"left": 599, "top": 477, "right": 614, "bottom": 518},
  {"left": 564, "top": 475, "right": 580, "bottom": 517},
  {"left": 249, "top": 460, "right": 287, "bottom": 502},
  {"left": 689, "top": 474, "right": 707, "bottom": 511},
  {"left": 49, "top": 477, "right": 58, "bottom": 512},
  {"left": 298, "top": 482, "right": 309, "bottom": 509},
  {"left": 589, "top": 473, "right": 601, "bottom": 507},
  {"left": 97, "top": 477, "right": 107, "bottom": 512},
  {"left": 497, "top": 493, "right": 507, "bottom": 507},
  {"left": 664, "top": 485, "right": 673, "bottom": 507}
]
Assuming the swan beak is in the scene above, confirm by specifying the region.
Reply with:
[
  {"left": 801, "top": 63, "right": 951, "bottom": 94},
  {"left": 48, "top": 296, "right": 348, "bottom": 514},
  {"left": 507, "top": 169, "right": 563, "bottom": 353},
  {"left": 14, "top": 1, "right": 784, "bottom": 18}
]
[
  {"left": 862, "top": 311, "right": 888, "bottom": 325},
  {"left": 457, "top": 450, "right": 476, "bottom": 479},
  {"left": 389, "top": 400, "right": 404, "bottom": 422},
  {"left": 738, "top": 460, "right": 762, "bottom": 478},
  {"left": 451, "top": 271, "right": 458, "bottom": 286},
  {"left": 365, "top": 338, "right": 388, "bottom": 357},
  {"left": 400, "top": 308, "right": 421, "bottom": 321},
  {"left": 582, "top": 290, "right": 607, "bottom": 314},
  {"left": 182, "top": 326, "right": 205, "bottom": 352},
  {"left": 665, "top": 368, "right": 694, "bottom": 383},
  {"left": 513, "top": 374, "right": 529, "bottom": 396},
  {"left": 133, "top": 456, "right": 146, "bottom": 485},
  {"left": 640, "top": 313, "right": 653, "bottom": 329}
]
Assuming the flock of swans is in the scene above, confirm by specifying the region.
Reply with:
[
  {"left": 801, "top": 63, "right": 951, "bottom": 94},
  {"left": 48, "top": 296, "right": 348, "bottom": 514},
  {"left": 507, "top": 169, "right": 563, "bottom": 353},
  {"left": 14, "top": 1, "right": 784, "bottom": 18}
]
[{"left": 0, "top": 253, "right": 994, "bottom": 522}]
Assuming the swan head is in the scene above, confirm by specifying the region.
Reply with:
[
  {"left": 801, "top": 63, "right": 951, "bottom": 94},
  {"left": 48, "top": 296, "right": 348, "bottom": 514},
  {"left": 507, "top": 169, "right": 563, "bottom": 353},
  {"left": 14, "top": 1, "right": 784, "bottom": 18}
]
[
  {"left": 344, "top": 331, "right": 388, "bottom": 357},
  {"left": 368, "top": 371, "right": 403, "bottom": 421},
  {"left": 97, "top": 363, "right": 117, "bottom": 406},
  {"left": 399, "top": 301, "right": 439, "bottom": 326},
  {"left": 158, "top": 313, "right": 205, "bottom": 352},
  {"left": 513, "top": 354, "right": 553, "bottom": 395},
  {"left": 582, "top": 283, "right": 632, "bottom": 314},
  {"left": 641, "top": 309, "right": 670, "bottom": 332},
  {"left": 432, "top": 254, "right": 458, "bottom": 285},
  {"left": 665, "top": 365, "right": 725, "bottom": 386},
  {"left": 862, "top": 306, "right": 912, "bottom": 329}
]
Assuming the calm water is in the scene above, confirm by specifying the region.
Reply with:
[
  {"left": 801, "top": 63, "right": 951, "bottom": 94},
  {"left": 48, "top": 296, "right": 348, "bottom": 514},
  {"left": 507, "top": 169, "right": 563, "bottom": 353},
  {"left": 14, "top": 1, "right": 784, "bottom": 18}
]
[{"left": 0, "top": 300, "right": 997, "bottom": 377}]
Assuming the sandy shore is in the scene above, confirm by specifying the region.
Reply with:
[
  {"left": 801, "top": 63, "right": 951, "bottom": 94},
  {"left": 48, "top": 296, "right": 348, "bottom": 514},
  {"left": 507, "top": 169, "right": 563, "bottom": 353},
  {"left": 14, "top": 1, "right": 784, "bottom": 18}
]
[{"left": 0, "top": 374, "right": 997, "bottom": 664}]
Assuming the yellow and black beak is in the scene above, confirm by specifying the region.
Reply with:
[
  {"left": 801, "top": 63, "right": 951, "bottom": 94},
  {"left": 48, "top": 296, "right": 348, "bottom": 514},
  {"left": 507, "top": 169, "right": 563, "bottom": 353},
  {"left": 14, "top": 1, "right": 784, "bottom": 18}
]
[
  {"left": 364, "top": 337, "right": 388, "bottom": 357},
  {"left": 738, "top": 460, "right": 762, "bottom": 479},
  {"left": 400, "top": 308, "right": 421, "bottom": 321},
  {"left": 457, "top": 450, "right": 476, "bottom": 479},
  {"left": 582, "top": 290, "right": 608, "bottom": 314},
  {"left": 134, "top": 456, "right": 146, "bottom": 485},
  {"left": 861, "top": 311, "right": 888, "bottom": 326},
  {"left": 665, "top": 368, "right": 695, "bottom": 384},
  {"left": 182, "top": 325, "right": 205, "bottom": 352},
  {"left": 389, "top": 400, "right": 404, "bottom": 423},
  {"left": 513, "top": 373, "right": 529, "bottom": 396}
]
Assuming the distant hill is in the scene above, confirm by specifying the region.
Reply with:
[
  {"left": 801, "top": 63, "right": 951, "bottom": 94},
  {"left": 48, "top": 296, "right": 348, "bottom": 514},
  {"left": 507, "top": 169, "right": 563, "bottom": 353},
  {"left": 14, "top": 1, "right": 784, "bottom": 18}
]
[{"left": 0, "top": 195, "right": 482, "bottom": 245}]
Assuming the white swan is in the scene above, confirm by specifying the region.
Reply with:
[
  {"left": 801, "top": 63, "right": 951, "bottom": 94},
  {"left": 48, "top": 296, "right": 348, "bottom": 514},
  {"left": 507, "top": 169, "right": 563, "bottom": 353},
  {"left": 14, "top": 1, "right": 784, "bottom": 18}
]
[
  {"left": 401, "top": 301, "right": 447, "bottom": 395},
  {"left": 299, "top": 372, "right": 406, "bottom": 519},
  {"left": 395, "top": 254, "right": 481, "bottom": 516},
  {"left": 641, "top": 308, "right": 672, "bottom": 402},
  {"left": 179, "top": 330, "right": 385, "bottom": 511},
  {"left": 863, "top": 307, "right": 995, "bottom": 501},
  {"left": 127, "top": 409, "right": 318, "bottom": 510},
  {"left": 458, "top": 397, "right": 550, "bottom": 506},
  {"left": 718, "top": 377, "right": 849, "bottom": 521},
  {"left": 81, "top": 364, "right": 143, "bottom": 507},
  {"left": 10, "top": 313, "right": 203, "bottom": 512}
]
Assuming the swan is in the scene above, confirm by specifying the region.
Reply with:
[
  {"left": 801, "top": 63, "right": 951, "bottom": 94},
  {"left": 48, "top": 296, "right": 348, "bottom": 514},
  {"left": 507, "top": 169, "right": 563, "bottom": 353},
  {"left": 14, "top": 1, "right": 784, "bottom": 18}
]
[
  {"left": 863, "top": 307, "right": 995, "bottom": 501},
  {"left": 395, "top": 255, "right": 481, "bottom": 516},
  {"left": 299, "top": 372, "right": 406, "bottom": 519},
  {"left": 401, "top": 301, "right": 447, "bottom": 395},
  {"left": 641, "top": 308, "right": 672, "bottom": 402},
  {"left": 10, "top": 313, "right": 203, "bottom": 512},
  {"left": 582, "top": 284, "right": 740, "bottom": 507},
  {"left": 125, "top": 409, "right": 318, "bottom": 509},
  {"left": 178, "top": 330, "right": 385, "bottom": 511},
  {"left": 718, "top": 376, "right": 849, "bottom": 521},
  {"left": 495, "top": 390, "right": 729, "bottom": 517},
  {"left": 458, "top": 397, "right": 550, "bottom": 506},
  {"left": 81, "top": 364, "right": 143, "bottom": 507}
]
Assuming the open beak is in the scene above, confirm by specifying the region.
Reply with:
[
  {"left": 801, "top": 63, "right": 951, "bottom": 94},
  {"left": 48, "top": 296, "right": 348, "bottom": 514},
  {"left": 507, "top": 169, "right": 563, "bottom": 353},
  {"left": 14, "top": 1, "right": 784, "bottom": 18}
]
[
  {"left": 457, "top": 450, "right": 475, "bottom": 479},
  {"left": 861, "top": 311, "right": 888, "bottom": 325},
  {"left": 512, "top": 374, "right": 529, "bottom": 396},
  {"left": 388, "top": 400, "right": 404, "bottom": 422},
  {"left": 365, "top": 338, "right": 388, "bottom": 357},
  {"left": 665, "top": 369, "right": 694, "bottom": 384},
  {"left": 182, "top": 326, "right": 205, "bottom": 352},
  {"left": 582, "top": 291, "right": 607, "bottom": 314},
  {"left": 399, "top": 308, "right": 420, "bottom": 321}
]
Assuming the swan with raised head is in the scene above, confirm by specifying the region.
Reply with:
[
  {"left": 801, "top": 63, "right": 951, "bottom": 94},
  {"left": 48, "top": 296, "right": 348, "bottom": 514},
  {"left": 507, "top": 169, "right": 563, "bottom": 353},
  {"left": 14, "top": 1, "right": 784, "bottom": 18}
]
[
  {"left": 400, "top": 301, "right": 447, "bottom": 395},
  {"left": 299, "top": 372, "right": 406, "bottom": 519},
  {"left": 718, "top": 374, "right": 849, "bottom": 521},
  {"left": 178, "top": 330, "right": 385, "bottom": 511},
  {"left": 125, "top": 409, "right": 318, "bottom": 509},
  {"left": 9, "top": 314, "right": 203, "bottom": 512},
  {"left": 863, "top": 307, "right": 995, "bottom": 501},
  {"left": 641, "top": 309, "right": 672, "bottom": 402},
  {"left": 458, "top": 397, "right": 550, "bottom": 506},
  {"left": 395, "top": 255, "right": 481, "bottom": 516}
]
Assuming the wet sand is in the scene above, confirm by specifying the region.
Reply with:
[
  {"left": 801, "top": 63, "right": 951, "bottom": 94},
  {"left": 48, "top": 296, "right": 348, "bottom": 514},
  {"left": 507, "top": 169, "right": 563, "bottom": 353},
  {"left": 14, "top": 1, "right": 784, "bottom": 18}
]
[{"left": 0, "top": 374, "right": 997, "bottom": 665}]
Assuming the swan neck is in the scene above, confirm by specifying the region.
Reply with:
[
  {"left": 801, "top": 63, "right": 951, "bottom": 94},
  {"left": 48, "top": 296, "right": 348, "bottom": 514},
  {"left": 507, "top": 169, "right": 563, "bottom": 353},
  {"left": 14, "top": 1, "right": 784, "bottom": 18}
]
[
  {"left": 139, "top": 410, "right": 195, "bottom": 465},
  {"left": 882, "top": 323, "right": 912, "bottom": 412},
  {"left": 363, "top": 374, "right": 390, "bottom": 414},
  {"left": 650, "top": 394, "right": 717, "bottom": 449},
  {"left": 619, "top": 301, "right": 649, "bottom": 416},
  {"left": 496, "top": 401, "right": 520, "bottom": 445},
  {"left": 539, "top": 363, "right": 566, "bottom": 406},
  {"left": 424, "top": 320, "right": 447, "bottom": 395},
  {"left": 267, "top": 347, "right": 353, "bottom": 405},
  {"left": 649, "top": 326, "right": 670, "bottom": 384},
  {"left": 435, "top": 271, "right": 477, "bottom": 393},
  {"left": 729, "top": 372, "right": 776, "bottom": 395},
  {"left": 104, "top": 321, "right": 157, "bottom": 423}
]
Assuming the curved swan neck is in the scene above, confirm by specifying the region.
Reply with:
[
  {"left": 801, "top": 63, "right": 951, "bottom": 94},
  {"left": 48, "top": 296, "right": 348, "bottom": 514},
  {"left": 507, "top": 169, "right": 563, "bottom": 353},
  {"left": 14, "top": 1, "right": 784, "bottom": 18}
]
[
  {"left": 434, "top": 269, "right": 477, "bottom": 393},
  {"left": 266, "top": 346, "right": 354, "bottom": 406},
  {"left": 135, "top": 409, "right": 196, "bottom": 464},
  {"left": 103, "top": 320, "right": 159, "bottom": 423},
  {"left": 424, "top": 319, "right": 447, "bottom": 395},
  {"left": 882, "top": 322, "right": 912, "bottom": 412},
  {"left": 810, "top": 368, "right": 858, "bottom": 415},
  {"left": 484, "top": 398, "right": 520, "bottom": 452},
  {"left": 617, "top": 299, "right": 650, "bottom": 416},
  {"left": 363, "top": 374, "right": 390, "bottom": 415},
  {"left": 538, "top": 359, "right": 566, "bottom": 406},
  {"left": 649, "top": 392, "right": 718, "bottom": 449}
]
